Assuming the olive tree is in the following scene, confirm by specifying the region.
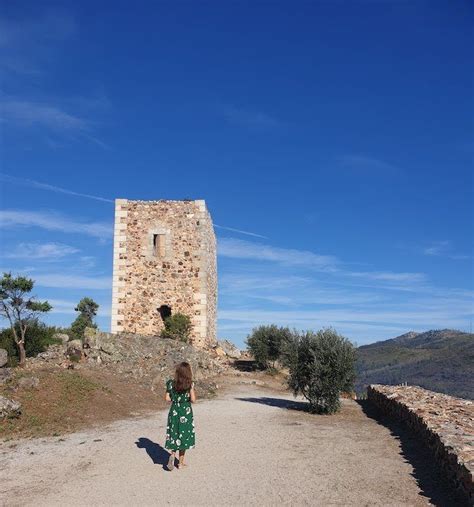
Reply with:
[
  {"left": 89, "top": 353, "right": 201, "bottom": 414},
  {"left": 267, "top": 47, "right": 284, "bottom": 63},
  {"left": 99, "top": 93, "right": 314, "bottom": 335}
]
[
  {"left": 288, "top": 328, "right": 356, "bottom": 414},
  {"left": 0, "top": 273, "right": 52, "bottom": 367},
  {"left": 246, "top": 325, "right": 293, "bottom": 369}
]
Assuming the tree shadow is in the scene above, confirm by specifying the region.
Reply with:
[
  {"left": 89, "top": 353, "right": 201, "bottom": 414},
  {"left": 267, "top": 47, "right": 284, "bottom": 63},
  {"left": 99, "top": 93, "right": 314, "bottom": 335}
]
[
  {"left": 233, "top": 359, "right": 259, "bottom": 372},
  {"left": 357, "top": 400, "right": 465, "bottom": 507},
  {"left": 135, "top": 437, "right": 174, "bottom": 471},
  {"left": 235, "top": 396, "right": 309, "bottom": 412}
]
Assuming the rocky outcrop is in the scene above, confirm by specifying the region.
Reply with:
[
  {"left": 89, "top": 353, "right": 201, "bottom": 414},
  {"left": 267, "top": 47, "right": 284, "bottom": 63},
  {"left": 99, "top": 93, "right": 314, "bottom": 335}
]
[
  {"left": 81, "top": 328, "right": 227, "bottom": 388},
  {"left": 0, "top": 395, "right": 21, "bottom": 419},
  {"left": 36, "top": 344, "right": 64, "bottom": 361},
  {"left": 66, "top": 340, "right": 84, "bottom": 360},
  {"left": 24, "top": 329, "right": 228, "bottom": 392},
  {"left": 216, "top": 340, "right": 241, "bottom": 359},
  {"left": 53, "top": 333, "right": 70, "bottom": 344},
  {"left": 0, "top": 348, "right": 7, "bottom": 368},
  {"left": 367, "top": 384, "right": 473, "bottom": 505}
]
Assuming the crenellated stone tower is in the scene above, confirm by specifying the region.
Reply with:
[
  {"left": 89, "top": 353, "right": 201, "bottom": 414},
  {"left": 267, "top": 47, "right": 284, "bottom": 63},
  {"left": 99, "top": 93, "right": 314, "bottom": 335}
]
[{"left": 111, "top": 199, "right": 217, "bottom": 348}]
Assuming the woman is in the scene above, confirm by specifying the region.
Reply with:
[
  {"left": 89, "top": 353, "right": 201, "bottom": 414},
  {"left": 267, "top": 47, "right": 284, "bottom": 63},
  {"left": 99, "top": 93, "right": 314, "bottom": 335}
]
[{"left": 164, "top": 362, "right": 196, "bottom": 470}]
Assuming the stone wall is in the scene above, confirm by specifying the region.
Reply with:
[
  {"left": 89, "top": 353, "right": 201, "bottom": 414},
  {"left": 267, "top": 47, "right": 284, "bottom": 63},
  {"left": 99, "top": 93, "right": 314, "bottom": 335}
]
[
  {"left": 111, "top": 199, "right": 217, "bottom": 347},
  {"left": 367, "top": 385, "right": 473, "bottom": 505}
]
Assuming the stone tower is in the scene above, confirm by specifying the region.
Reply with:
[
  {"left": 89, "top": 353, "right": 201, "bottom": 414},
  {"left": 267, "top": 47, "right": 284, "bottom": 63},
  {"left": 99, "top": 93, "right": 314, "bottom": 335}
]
[{"left": 111, "top": 199, "right": 217, "bottom": 347}]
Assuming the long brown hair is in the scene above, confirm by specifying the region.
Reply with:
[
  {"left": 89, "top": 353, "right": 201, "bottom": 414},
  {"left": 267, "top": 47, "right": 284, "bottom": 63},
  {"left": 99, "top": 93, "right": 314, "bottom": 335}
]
[{"left": 174, "top": 362, "right": 192, "bottom": 392}]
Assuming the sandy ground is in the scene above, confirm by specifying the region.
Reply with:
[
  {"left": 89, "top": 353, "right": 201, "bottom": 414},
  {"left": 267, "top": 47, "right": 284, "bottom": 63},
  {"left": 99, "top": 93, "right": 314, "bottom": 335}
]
[{"left": 0, "top": 383, "right": 454, "bottom": 506}]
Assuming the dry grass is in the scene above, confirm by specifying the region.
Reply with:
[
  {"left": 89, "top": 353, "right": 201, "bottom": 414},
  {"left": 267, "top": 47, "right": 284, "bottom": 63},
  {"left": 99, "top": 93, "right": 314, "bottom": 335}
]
[{"left": 0, "top": 367, "right": 167, "bottom": 439}]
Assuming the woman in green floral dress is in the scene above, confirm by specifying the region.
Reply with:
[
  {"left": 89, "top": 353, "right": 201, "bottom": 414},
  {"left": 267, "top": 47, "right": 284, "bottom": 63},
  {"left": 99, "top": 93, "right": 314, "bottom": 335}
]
[{"left": 164, "top": 362, "right": 196, "bottom": 470}]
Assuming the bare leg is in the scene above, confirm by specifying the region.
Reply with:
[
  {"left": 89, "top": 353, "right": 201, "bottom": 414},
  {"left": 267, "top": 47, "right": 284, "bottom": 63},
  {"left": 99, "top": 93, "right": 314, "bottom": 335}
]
[
  {"left": 178, "top": 450, "right": 186, "bottom": 468},
  {"left": 167, "top": 451, "right": 176, "bottom": 470}
]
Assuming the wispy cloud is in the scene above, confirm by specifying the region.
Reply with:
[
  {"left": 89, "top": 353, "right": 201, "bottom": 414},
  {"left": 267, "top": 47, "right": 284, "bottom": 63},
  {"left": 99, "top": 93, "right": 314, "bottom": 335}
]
[
  {"left": 219, "top": 307, "right": 467, "bottom": 328},
  {"left": 349, "top": 270, "right": 426, "bottom": 283},
  {"left": 0, "top": 98, "right": 109, "bottom": 148},
  {"left": 34, "top": 273, "right": 111, "bottom": 290},
  {"left": 48, "top": 298, "right": 111, "bottom": 316},
  {"left": 424, "top": 240, "right": 451, "bottom": 256},
  {"left": 218, "top": 238, "right": 339, "bottom": 272},
  {"left": 423, "top": 240, "right": 470, "bottom": 260},
  {"left": 0, "top": 13, "right": 109, "bottom": 149},
  {"left": 220, "top": 273, "right": 383, "bottom": 306},
  {"left": 214, "top": 224, "right": 268, "bottom": 239},
  {"left": 0, "top": 12, "right": 76, "bottom": 76},
  {"left": 220, "top": 104, "right": 280, "bottom": 130},
  {"left": 0, "top": 210, "right": 112, "bottom": 239},
  {"left": 338, "top": 155, "right": 401, "bottom": 174},
  {"left": 1, "top": 99, "right": 87, "bottom": 130},
  {"left": 2, "top": 242, "right": 79, "bottom": 260},
  {"left": 0, "top": 173, "right": 113, "bottom": 203},
  {"left": 218, "top": 303, "right": 470, "bottom": 345},
  {"left": 218, "top": 238, "right": 427, "bottom": 290}
]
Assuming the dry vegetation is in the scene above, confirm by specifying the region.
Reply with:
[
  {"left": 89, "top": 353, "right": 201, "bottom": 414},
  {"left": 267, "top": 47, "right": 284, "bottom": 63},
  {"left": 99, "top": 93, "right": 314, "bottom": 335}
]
[{"left": 0, "top": 365, "right": 226, "bottom": 440}]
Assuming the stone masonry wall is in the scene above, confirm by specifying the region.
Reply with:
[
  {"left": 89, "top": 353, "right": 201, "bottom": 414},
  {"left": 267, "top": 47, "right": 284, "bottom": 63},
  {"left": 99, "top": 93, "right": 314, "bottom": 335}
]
[
  {"left": 367, "top": 385, "right": 473, "bottom": 505},
  {"left": 111, "top": 199, "right": 217, "bottom": 347}
]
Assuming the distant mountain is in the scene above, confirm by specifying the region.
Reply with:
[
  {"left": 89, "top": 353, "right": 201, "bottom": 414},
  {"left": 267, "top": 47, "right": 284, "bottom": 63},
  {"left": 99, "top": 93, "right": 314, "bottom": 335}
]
[{"left": 355, "top": 329, "right": 474, "bottom": 399}]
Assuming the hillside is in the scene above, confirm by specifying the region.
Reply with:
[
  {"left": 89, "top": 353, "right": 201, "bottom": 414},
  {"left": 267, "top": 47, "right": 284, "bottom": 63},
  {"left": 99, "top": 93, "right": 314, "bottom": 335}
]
[{"left": 356, "top": 329, "right": 474, "bottom": 399}]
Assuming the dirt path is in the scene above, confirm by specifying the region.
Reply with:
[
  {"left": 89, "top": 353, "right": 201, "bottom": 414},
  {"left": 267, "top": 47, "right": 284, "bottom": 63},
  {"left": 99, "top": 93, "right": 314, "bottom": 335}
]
[{"left": 0, "top": 384, "right": 453, "bottom": 506}]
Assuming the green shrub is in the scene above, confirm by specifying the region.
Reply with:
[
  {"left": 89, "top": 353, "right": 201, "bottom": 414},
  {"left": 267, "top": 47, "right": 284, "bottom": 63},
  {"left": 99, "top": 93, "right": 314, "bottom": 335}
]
[
  {"left": 246, "top": 325, "right": 293, "bottom": 369},
  {"left": 69, "top": 297, "right": 99, "bottom": 341},
  {"left": 161, "top": 313, "right": 192, "bottom": 342},
  {"left": 288, "top": 328, "right": 356, "bottom": 414},
  {"left": 0, "top": 319, "right": 61, "bottom": 366}
]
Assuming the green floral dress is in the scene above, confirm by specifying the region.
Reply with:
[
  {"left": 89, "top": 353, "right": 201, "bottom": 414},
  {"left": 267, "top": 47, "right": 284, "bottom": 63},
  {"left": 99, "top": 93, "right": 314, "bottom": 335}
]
[{"left": 165, "top": 379, "right": 195, "bottom": 451}]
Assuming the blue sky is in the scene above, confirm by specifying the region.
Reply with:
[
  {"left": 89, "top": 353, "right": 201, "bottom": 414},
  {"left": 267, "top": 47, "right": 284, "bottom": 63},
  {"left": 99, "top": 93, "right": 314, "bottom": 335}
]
[{"left": 0, "top": 1, "right": 472, "bottom": 348}]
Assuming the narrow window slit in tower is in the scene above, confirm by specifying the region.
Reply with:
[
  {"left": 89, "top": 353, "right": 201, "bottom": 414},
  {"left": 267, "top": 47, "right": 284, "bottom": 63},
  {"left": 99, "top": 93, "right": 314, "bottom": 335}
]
[{"left": 153, "top": 234, "right": 166, "bottom": 257}]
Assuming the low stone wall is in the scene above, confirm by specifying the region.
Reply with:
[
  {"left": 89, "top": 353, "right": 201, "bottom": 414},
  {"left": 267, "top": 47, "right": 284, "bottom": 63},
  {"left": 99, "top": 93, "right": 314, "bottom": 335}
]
[{"left": 367, "top": 385, "right": 473, "bottom": 505}]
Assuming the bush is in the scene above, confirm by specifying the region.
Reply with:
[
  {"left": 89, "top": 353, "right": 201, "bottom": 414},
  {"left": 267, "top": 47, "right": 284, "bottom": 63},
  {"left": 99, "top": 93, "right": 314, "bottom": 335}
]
[
  {"left": 70, "top": 314, "right": 97, "bottom": 342},
  {"left": 288, "top": 328, "right": 356, "bottom": 414},
  {"left": 161, "top": 313, "right": 192, "bottom": 342},
  {"left": 0, "top": 319, "right": 61, "bottom": 366},
  {"left": 246, "top": 325, "right": 294, "bottom": 369},
  {"left": 69, "top": 297, "right": 99, "bottom": 341}
]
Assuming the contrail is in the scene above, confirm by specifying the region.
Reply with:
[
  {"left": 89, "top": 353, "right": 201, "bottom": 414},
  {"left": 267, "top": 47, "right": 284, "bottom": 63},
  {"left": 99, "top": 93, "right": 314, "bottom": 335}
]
[
  {"left": 214, "top": 224, "right": 268, "bottom": 239},
  {"left": 0, "top": 173, "right": 113, "bottom": 203}
]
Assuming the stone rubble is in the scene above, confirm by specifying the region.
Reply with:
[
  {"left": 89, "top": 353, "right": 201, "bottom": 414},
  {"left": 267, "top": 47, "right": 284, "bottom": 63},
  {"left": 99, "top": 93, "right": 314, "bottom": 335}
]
[
  {"left": 25, "top": 328, "right": 234, "bottom": 392},
  {"left": 0, "top": 348, "right": 8, "bottom": 368},
  {"left": 0, "top": 368, "right": 12, "bottom": 385},
  {"left": 368, "top": 384, "right": 473, "bottom": 505},
  {"left": 216, "top": 339, "right": 241, "bottom": 359},
  {"left": 0, "top": 394, "right": 21, "bottom": 419}
]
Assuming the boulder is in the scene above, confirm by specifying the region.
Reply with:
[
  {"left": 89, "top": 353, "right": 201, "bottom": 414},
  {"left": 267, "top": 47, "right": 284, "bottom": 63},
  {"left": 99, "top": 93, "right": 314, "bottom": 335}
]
[
  {"left": 17, "top": 376, "right": 40, "bottom": 389},
  {"left": 84, "top": 327, "right": 100, "bottom": 348},
  {"left": 53, "top": 333, "right": 70, "bottom": 344},
  {"left": 214, "top": 346, "right": 226, "bottom": 357},
  {"left": 37, "top": 344, "right": 63, "bottom": 361},
  {"left": 66, "top": 339, "right": 83, "bottom": 360},
  {"left": 84, "top": 328, "right": 122, "bottom": 362},
  {"left": 0, "top": 368, "right": 12, "bottom": 385},
  {"left": 0, "top": 395, "right": 21, "bottom": 419},
  {"left": 67, "top": 339, "right": 83, "bottom": 353},
  {"left": 217, "top": 339, "right": 241, "bottom": 359},
  {"left": 0, "top": 348, "right": 8, "bottom": 368}
]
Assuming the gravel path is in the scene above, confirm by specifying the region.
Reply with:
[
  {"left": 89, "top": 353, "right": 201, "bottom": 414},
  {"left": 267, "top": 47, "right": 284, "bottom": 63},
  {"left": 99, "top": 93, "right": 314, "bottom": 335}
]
[{"left": 0, "top": 385, "right": 451, "bottom": 506}]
